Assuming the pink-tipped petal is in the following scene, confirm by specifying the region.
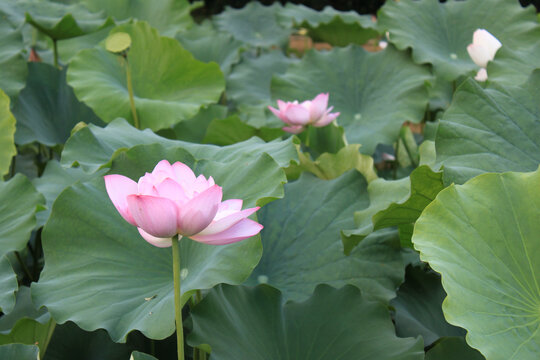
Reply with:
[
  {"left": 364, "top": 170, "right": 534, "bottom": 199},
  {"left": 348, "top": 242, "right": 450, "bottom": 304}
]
[
  {"left": 277, "top": 100, "right": 288, "bottom": 111},
  {"left": 197, "top": 207, "right": 260, "bottom": 236},
  {"left": 104, "top": 174, "right": 138, "bottom": 226},
  {"left": 190, "top": 218, "right": 263, "bottom": 245},
  {"left": 282, "top": 125, "right": 305, "bottom": 134},
  {"left": 177, "top": 185, "right": 223, "bottom": 236},
  {"left": 170, "top": 162, "right": 197, "bottom": 196},
  {"left": 155, "top": 178, "right": 189, "bottom": 204},
  {"left": 138, "top": 228, "right": 173, "bottom": 248},
  {"left": 309, "top": 93, "right": 329, "bottom": 122},
  {"left": 127, "top": 195, "right": 179, "bottom": 238},
  {"left": 217, "top": 199, "right": 243, "bottom": 214},
  {"left": 283, "top": 104, "right": 311, "bottom": 125},
  {"left": 138, "top": 173, "right": 159, "bottom": 196},
  {"left": 314, "top": 111, "right": 340, "bottom": 127},
  {"left": 193, "top": 174, "right": 213, "bottom": 194},
  {"left": 268, "top": 105, "right": 284, "bottom": 120}
]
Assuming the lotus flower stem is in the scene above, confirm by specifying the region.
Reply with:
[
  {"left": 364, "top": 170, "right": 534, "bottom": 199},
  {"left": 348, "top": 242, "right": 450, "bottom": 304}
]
[
  {"left": 172, "top": 234, "right": 185, "bottom": 360},
  {"left": 124, "top": 57, "right": 140, "bottom": 129},
  {"left": 53, "top": 39, "right": 59, "bottom": 69}
]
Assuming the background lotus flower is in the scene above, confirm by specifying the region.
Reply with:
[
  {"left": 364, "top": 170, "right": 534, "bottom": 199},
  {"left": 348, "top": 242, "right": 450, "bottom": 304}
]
[
  {"left": 467, "top": 29, "right": 501, "bottom": 82},
  {"left": 104, "top": 160, "right": 263, "bottom": 247},
  {"left": 268, "top": 93, "right": 340, "bottom": 134}
]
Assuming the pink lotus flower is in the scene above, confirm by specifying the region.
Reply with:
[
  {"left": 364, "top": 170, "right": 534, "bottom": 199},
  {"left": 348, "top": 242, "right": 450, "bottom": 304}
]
[
  {"left": 268, "top": 93, "right": 340, "bottom": 134},
  {"left": 104, "top": 160, "right": 263, "bottom": 247}
]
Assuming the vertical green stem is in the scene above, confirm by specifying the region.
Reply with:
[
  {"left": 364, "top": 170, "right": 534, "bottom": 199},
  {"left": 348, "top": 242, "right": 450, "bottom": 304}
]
[
  {"left": 53, "top": 39, "right": 58, "bottom": 68},
  {"left": 124, "top": 57, "right": 140, "bottom": 129},
  {"left": 41, "top": 320, "right": 56, "bottom": 358},
  {"left": 172, "top": 235, "right": 185, "bottom": 360}
]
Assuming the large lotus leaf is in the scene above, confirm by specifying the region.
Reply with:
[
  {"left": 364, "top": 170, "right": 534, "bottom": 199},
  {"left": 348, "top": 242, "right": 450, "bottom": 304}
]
[
  {"left": 188, "top": 284, "right": 424, "bottom": 360},
  {"left": 246, "top": 171, "right": 404, "bottom": 303},
  {"left": 436, "top": 72, "right": 540, "bottom": 185},
  {"left": 0, "top": 174, "right": 44, "bottom": 259},
  {"left": 271, "top": 45, "right": 431, "bottom": 153},
  {"left": 412, "top": 168, "right": 540, "bottom": 359},
  {"left": 0, "top": 90, "right": 16, "bottom": 177},
  {"left": 81, "top": 0, "right": 195, "bottom": 37},
  {"left": 227, "top": 51, "right": 296, "bottom": 128},
  {"left": 0, "top": 344, "right": 39, "bottom": 360},
  {"left": 378, "top": 0, "right": 540, "bottom": 81},
  {"left": 0, "top": 256, "right": 17, "bottom": 313},
  {"left": 0, "top": 287, "right": 53, "bottom": 354},
  {"left": 67, "top": 21, "right": 224, "bottom": 131},
  {"left": 278, "top": 3, "right": 379, "bottom": 46},
  {"left": 32, "top": 140, "right": 286, "bottom": 341},
  {"left": 214, "top": 2, "right": 292, "bottom": 48},
  {"left": 20, "top": 0, "right": 113, "bottom": 40},
  {"left": 425, "top": 337, "right": 485, "bottom": 360},
  {"left": 391, "top": 266, "right": 465, "bottom": 346},
  {"left": 14, "top": 63, "right": 104, "bottom": 147},
  {"left": 32, "top": 160, "right": 106, "bottom": 227},
  {"left": 0, "top": 22, "right": 27, "bottom": 97},
  {"left": 61, "top": 119, "right": 298, "bottom": 172},
  {"left": 177, "top": 21, "right": 243, "bottom": 76}
]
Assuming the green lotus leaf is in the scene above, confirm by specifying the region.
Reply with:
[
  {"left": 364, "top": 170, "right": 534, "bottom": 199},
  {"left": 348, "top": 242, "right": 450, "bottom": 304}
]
[
  {"left": 412, "top": 168, "right": 540, "bottom": 359},
  {"left": 488, "top": 43, "right": 540, "bottom": 85},
  {"left": 0, "top": 174, "right": 44, "bottom": 259},
  {"left": 425, "top": 337, "right": 485, "bottom": 360},
  {"left": 61, "top": 119, "right": 298, "bottom": 173},
  {"left": 271, "top": 45, "right": 431, "bottom": 153},
  {"left": 57, "top": 25, "right": 113, "bottom": 64},
  {"left": 67, "top": 21, "right": 225, "bottom": 131},
  {"left": 32, "top": 140, "right": 287, "bottom": 341},
  {"left": 32, "top": 161, "right": 105, "bottom": 227},
  {"left": 436, "top": 72, "right": 540, "bottom": 185},
  {"left": 173, "top": 105, "right": 228, "bottom": 143},
  {"left": 391, "top": 266, "right": 465, "bottom": 346},
  {"left": 227, "top": 50, "right": 296, "bottom": 128},
  {"left": 203, "top": 116, "right": 283, "bottom": 146},
  {"left": 343, "top": 166, "right": 444, "bottom": 253},
  {"left": 0, "top": 287, "right": 53, "bottom": 354},
  {"left": 0, "top": 344, "right": 39, "bottom": 360},
  {"left": 0, "top": 90, "right": 16, "bottom": 177},
  {"left": 214, "top": 2, "right": 292, "bottom": 48},
  {"left": 21, "top": 0, "right": 114, "bottom": 40},
  {"left": 341, "top": 176, "right": 410, "bottom": 255},
  {"left": 188, "top": 284, "right": 424, "bottom": 360},
  {"left": 297, "top": 144, "right": 377, "bottom": 182},
  {"left": 378, "top": 0, "right": 540, "bottom": 81},
  {"left": 177, "top": 21, "right": 243, "bottom": 76},
  {"left": 0, "top": 256, "right": 17, "bottom": 314},
  {"left": 246, "top": 171, "right": 404, "bottom": 303},
  {"left": 14, "top": 63, "right": 104, "bottom": 147},
  {"left": 279, "top": 3, "right": 379, "bottom": 46},
  {"left": 81, "top": 0, "right": 196, "bottom": 37},
  {"left": 0, "top": 22, "right": 27, "bottom": 97}
]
